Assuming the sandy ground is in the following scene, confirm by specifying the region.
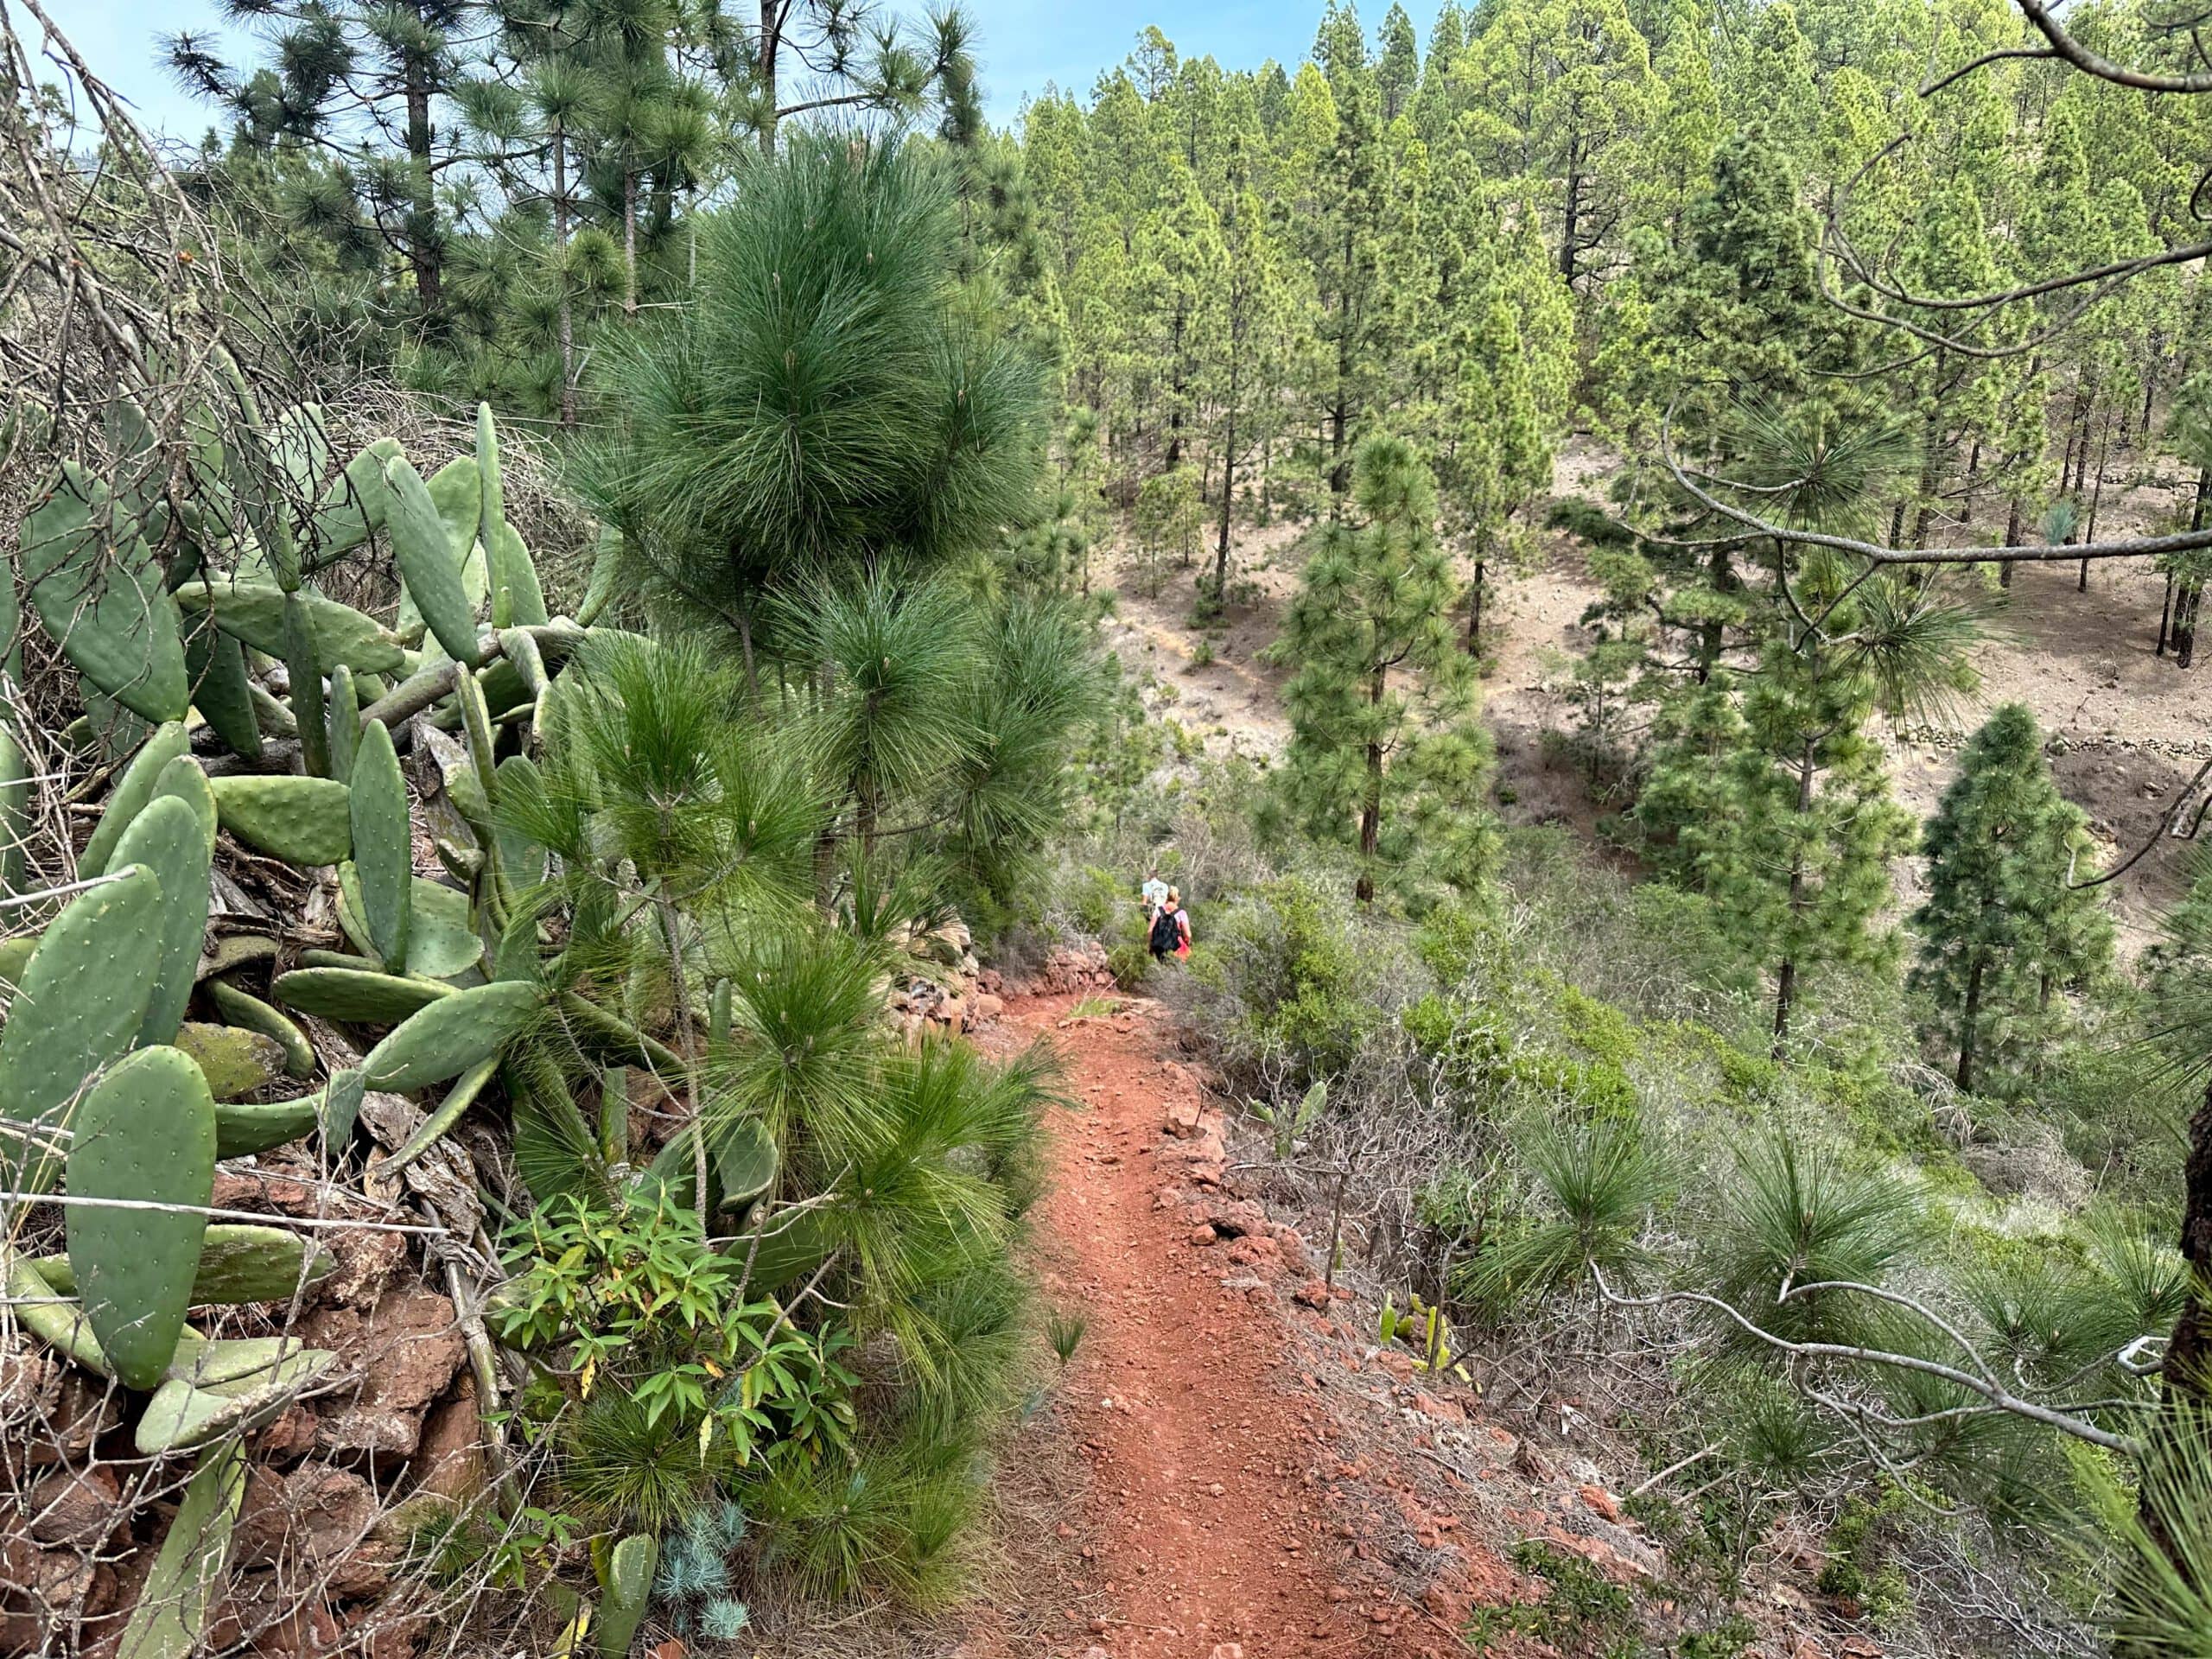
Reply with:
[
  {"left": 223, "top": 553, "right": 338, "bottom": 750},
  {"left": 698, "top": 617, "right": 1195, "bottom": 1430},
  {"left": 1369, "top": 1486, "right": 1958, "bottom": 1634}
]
[{"left": 1103, "top": 435, "right": 2212, "bottom": 955}]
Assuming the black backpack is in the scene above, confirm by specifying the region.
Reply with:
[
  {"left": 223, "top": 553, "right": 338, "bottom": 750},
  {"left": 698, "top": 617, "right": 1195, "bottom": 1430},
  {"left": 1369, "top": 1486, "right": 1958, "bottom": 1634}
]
[{"left": 1149, "top": 906, "right": 1181, "bottom": 954}]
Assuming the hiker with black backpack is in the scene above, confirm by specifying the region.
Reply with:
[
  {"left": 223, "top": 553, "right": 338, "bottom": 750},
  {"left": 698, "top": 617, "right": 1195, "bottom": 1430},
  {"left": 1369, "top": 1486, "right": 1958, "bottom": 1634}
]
[{"left": 1148, "top": 887, "right": 1191, "bottom": 963}]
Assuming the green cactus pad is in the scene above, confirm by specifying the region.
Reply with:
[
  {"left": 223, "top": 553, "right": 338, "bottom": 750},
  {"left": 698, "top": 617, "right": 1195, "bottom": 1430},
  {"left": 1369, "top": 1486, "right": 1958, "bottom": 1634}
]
[
  {"left": 203, "top": 979, "right": 315, "bottom": 1078},
  {"left": 320, "top": 1066, "right": 366, "bottom": 1145},
  {"left": 212, "top": 1091, "right": 325, "bottom": 1159},
  {"left": 110, "top": 797, "right": 214, "bottom": 1047},
  {"left": 386, "top": 1056, "right": 500, "bottom": 1172},
  {"left": 385, "top": 454, "right": 485, "bottom": 666},
  {"left": 174, "top": 1021, "right": 287, "bottom": 1101},
  {"left": 0, "top": 863, "right": 162, "bottom": 1191},
  {"left": 711, "top": 1119, "right": 779, "bottom": 1212},
  {"left": 147, "top": 754, "right": 219, "bottom": 857},
  {"left": 5, "top": 1251, "right": 111, "bottom": 1375},
  {"left": 183, "top": 612, "right": 262, "bottom": 760},
  {"left": 115, "top": 1439, "right": 246, "bottom": 1653},
  {"left": 362, "top": 981, "right": 543, "bottom": 1092},
  {"left": 207, "top": 773, "right": 353, "bottom": 865},
  {"left": 0, "top": 931, "right": 35, "bottom": 988},
  {"left": 492, "top": 522, "right": 550, "bottom": 631},
  {"left": 35, "top": 1224, "right": 334, "bottom": 1305},
  {"left": 284, "top": 591, "right": 329, "bottom": 778},
  {"left": 340, "top": 869, "right": 481, "bottom": 981},
  {"left": 21, "top": 463, "right": 191, "bottom": 722},
  {"left": 327, "top": 664, "right": 359, "bottom": 783},
  {"left": 595, "top": 1533, "right": 658, "bottom": 1658},
  {"left": 270, "top": 965, "right": 451, "bottom": 1024},
  {"left": 79, "top": 720, "right": 189, "bottom": 876},
  {"left": 348, "top": 719, "right": 413, "bottom": 970},
  {"left": 64, "top": 1045, "right": 217, "bottom": 1390},
  {"left": 0, "top": 724, "right": 25, "bottom": 894},
  {"left": 178, "top": 578, "right": 406, "bottom": 674},
  {"left": 135, "top": 1346, "right": 335, "bottom": 1456},
  {"left": 308, "top": 437, "right": 401, "bottom": 563},
  {"left": 428, "top": 454, "right": 480, "bottom": 561}
]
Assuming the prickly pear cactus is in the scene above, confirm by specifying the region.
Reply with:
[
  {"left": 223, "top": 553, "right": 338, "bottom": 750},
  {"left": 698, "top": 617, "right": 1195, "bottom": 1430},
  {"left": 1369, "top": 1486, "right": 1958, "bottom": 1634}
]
[
  {"left": 0, "top": 862, "right": 162, "bottom": 1190},
  {"left": 63, "top": 1045, "right": 217, "bottom": 1389}
]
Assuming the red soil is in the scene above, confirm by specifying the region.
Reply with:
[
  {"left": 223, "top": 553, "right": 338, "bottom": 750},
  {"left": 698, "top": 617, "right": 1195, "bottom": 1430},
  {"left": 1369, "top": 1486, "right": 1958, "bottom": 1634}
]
[{"left": 972, "top": 994, "right": 1465, "bottom": 1659}]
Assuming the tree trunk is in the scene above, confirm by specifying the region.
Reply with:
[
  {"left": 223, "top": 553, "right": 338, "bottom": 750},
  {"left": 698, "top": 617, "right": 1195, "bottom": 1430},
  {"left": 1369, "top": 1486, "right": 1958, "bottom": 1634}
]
[
  {"left": 1465, "top": 557, "right": 1485, "bottom": 654},
  {"left": 1214, "top": 372, "right": 1238, "bottom": 611},
  {"left": 758, "top": 0, "right": 779, "bottom": 156},
  {"left": 1356, "top": 665, "right": 1384, "bottom": 906},
  {"left": 1771, "top": 957, "right": 1796, "bottom": 1057},
  {"left": 2081, "top": 407, "right": 2114, "bottom": 587},
  {"left": 2000, "top": 498, "right": 2021, "bottom": 588},
  {"left": 1772, "top": 737, "right": 1816, "bottom": 1060},
  {"left": 403, "top": 25, "right": 442, "bottom": 319},
  {"left": 2161, "top": 572, "right": 2177, "bottom": 657},
  {"left": 1955, "top": 954, "right": 1983, "bottom": 1092},
  {"left": 553, "top": 121, "right": 575, "bottom": 428},
  {"left": 622, "top": 166, "right": 639, "bottom": 319},
  {"left": 2182, "top": 584, "right": 2202, "bottom": 671}
]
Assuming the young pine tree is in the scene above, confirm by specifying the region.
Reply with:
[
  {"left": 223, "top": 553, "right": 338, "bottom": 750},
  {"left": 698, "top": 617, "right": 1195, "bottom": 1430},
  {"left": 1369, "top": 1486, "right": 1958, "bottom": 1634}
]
[
  {"left": 1274, "top": 435, "right": 1483, "bottom": 906},
  {"left": 1910, "top": 704, "right": 2111, "bottom": 1094}
]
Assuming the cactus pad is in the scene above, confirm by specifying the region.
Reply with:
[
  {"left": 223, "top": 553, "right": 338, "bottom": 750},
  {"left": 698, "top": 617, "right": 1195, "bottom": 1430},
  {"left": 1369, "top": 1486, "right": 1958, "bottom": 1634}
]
[
  {"left": 115, "top": 1440, "right": 247, "bottom": 1654},
  {"left": 386, "top": 455, "right": 485, "bottom": 665},
  {"left": 0, "top": 862, "right": 162, "bottom": 1190},
  {"left": 595, "top": 1533, "right": 658, "bottom": 1657},
  {"left": 174, "top": 1021, "right": 287, "bottom": 1101},
  {"left": 207, "top": 773, "right": 353, "bottom": 865},
  {"left": 110, "top": 796, "right": 214, "bottom": 1047},
  {"left": 362, "top": 981, "right": 544, "bottom": 1092},
  {"left": 213, "top": 1091, "right": 326, "bottom": 1159},
  {"left": 178, "top": 578, "right": 406, "bottom": 674},
  {"left": 63, "top": 1045, "right": 217, "bottom": 1389},
  {"left": 21, "top": 463, "right": 191, "bottom": 722},
  {"left": 270, "top": 965, "right": 451, "bottom": 1024},
  {"left": 182, "top": 612, "right": 263, "bottom": 760},
  {"left": 35, "top": 1224, "right": 333, "bottom": 1305},
  {"left": 348, "top": 718, "right": 413, "bottom": 970},
  {"left": 79, "top": 720, "right": 189, "bottom": 877}
]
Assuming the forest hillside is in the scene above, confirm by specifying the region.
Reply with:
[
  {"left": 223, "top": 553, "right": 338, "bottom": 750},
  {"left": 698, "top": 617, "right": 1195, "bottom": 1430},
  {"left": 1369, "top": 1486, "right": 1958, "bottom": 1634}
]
[{"left": 7, "top": 0, "right": 2212, "bottom": 1657}]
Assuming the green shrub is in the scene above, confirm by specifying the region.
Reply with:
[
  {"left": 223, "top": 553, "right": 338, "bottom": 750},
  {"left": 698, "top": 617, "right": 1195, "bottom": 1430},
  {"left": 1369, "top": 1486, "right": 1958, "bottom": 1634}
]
[{"left": 1187, "top": 875, "right": 1386, "bottom": 1090}]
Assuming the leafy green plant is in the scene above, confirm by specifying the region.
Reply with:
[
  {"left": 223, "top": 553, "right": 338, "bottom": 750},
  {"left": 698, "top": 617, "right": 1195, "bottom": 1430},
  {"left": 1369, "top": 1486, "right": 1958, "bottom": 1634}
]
[{"left": 1252, "top": 1079, "right": 1327, "bottom": 1160}]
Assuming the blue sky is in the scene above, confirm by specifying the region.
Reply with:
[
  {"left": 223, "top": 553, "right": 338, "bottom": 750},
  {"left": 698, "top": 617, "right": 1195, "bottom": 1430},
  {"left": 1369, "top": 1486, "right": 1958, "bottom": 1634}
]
[{"left": 38, "top": 1, "right": 1329, "bottom": 142}]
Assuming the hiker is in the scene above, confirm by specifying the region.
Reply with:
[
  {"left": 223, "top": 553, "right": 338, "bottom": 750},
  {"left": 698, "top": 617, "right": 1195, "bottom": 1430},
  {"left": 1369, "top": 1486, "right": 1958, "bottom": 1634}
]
[
  {"left": 1141, "top": 867, "right": 1169, "bottom": 925},
  {"left": 1148, "top": 887, "right": 1192, "bottom": 963}
]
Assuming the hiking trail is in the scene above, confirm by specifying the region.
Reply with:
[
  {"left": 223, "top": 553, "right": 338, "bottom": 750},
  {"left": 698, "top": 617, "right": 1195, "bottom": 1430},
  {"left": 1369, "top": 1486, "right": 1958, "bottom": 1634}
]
[{"left": 960, "top": 993, "right": 1495, "bottom": 1659}]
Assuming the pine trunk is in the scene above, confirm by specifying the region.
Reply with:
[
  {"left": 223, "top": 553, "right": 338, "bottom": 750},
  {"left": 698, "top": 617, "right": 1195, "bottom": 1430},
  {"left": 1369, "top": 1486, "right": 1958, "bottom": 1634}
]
[
  {"left": 554, "top": 124, "right": 575, "bottom": 428},
  {"left": 623, "top": 168, "right": 639, "bottom": 319},
  {"left": 1356, "top": 665, "right": 1384, "bottom": 906},
  {"left": 1955, "top": 955, "right": 1983, "bottom": 1092}
]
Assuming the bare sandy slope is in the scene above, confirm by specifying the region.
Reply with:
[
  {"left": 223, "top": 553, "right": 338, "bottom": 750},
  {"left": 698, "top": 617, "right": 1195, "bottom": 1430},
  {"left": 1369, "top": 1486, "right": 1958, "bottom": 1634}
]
[{"left": 1104, "top": 436, "right": 2210, "bottom": 954}]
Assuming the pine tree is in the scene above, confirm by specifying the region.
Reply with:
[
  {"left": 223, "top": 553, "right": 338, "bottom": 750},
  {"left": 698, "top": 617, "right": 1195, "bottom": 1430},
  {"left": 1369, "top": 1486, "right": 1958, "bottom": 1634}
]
[
  {"left": 1687, "top": 625, "right": 1916, "bottom": 1054},
  {"left": 167, "top": 0, "right": 493, "bottom": 325},
  {"left": 1910, "top": 704, "right": 2112, "bottom": 1095},
  {"left": 1274, "top": 435, "right": 1478, "bottom": 904}
]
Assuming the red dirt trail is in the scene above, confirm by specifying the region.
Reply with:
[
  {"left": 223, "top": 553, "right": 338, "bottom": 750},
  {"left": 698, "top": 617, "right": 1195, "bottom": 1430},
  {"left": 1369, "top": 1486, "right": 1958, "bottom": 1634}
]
[{"left": 978, "top": 994, "right": 1454, "bottom": 1659}]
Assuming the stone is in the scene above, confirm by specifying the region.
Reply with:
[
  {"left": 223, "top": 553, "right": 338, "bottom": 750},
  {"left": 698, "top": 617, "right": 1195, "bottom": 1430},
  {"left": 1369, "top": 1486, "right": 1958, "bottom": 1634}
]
[
  {"left": 1201, "top": 1198, "right": 1267, "bottom": 1238},
  {"left": 234, "top": 1462, "right": 399, "bottom": 1598},
  {"left": 1189, "top": 1226, "right": 1219, "bottom": 1247},
  {"left": 1294, "top": 1281, "right": 1332, "bottom": 1309},
  {"left": 300, "top": 1288, "right": 466, "bottom": 1459},
  {"left": 1210, "top": 1646, "right": 1246, "bottom": 1659},
  {"left": 412, "top": 1376, "right": 486, "bottom": 1501},
  {"left": 26, "top": 1463, "right": 121, "bottom": 1547},
  {"left": 1408, "top": 1391, "right": 1465, "bottom": 1425},
  {"left": 1224, "top": 1236, "right": 1281, "bottom": 1269},
  {"left": 1579, "top": 1484, "right": 1620, "bottom": 1522}
]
